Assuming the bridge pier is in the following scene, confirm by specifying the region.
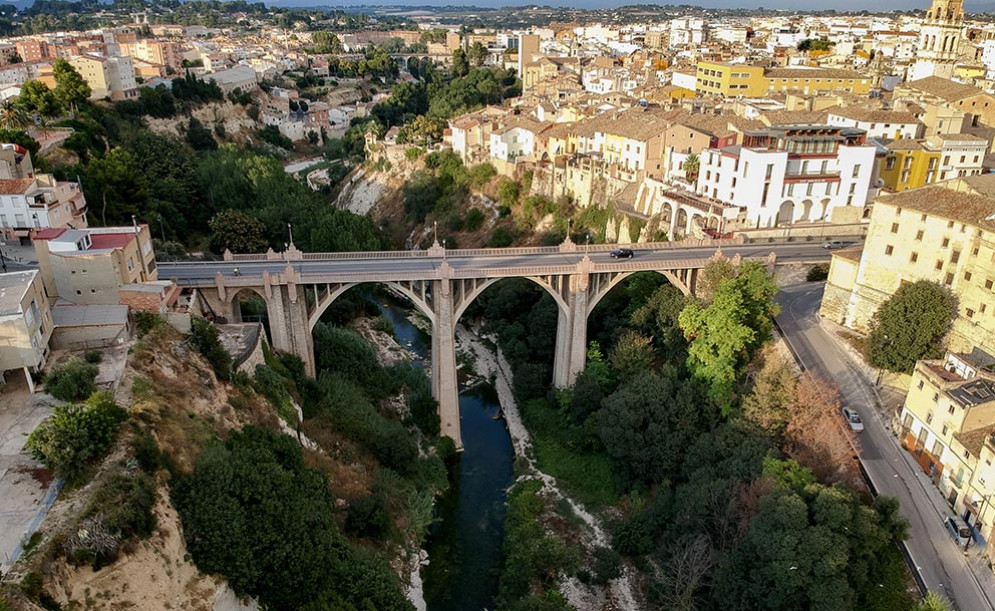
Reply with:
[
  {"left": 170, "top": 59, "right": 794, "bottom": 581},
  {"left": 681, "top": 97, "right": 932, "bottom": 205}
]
[
  {"left": 552, "top": 271, "right": 590, "bottom": 388},
  {"left": 431, "top": 279, "right": 462, "bottom": 447},
  {"left": 268, "top": 283, "right": 317, "bottom": 378}
]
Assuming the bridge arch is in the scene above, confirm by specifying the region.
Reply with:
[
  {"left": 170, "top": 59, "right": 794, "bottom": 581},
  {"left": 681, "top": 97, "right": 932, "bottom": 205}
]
[
  {"left": 306, "top": 281, "right": 437, "bottom": 331},
  {"left": 586, "top": 269, "right": 690, "bottom": 317},
  {"left": 226, "top": 286, "right": 269, "bottom": 324},
  {"left": 452, "top": 275, "right": 569, "bottom": 323}
]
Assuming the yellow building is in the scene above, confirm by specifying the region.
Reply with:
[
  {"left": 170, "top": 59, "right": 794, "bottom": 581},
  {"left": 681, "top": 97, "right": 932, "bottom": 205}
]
[
  {"left": 695, "top": 61, "right": 872, "bottom": 96},
  {"left": 879, "top": 139, "right": 941, "bottom": 191},
  {"left": 820, "top": 174, "right": 995, "bottom": 355},
  {"left": 896, "top": 349, "right": 995, "bottom": 555},
  {"left": 695, "top": 61, "right": 766, "bottom": 96}
]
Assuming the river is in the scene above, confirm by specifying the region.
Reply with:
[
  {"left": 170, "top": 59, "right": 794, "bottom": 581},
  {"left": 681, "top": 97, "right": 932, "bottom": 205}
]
[{"left": 374, "top": 300, "right": 515, "bottom": 611}]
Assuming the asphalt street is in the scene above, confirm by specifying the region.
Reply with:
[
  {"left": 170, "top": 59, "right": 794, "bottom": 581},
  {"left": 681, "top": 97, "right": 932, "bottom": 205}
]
[
  {"left": 158, "top": 241, "right": 834, "bottom": 283},
  {"left": 777, "top": 283, "right": 995, "bottom": 611}
]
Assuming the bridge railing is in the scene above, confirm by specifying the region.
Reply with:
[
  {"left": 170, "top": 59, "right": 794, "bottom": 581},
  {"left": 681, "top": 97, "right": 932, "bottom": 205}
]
[{"left": 217, "top": 237, "right": 747, "bottom": 263}]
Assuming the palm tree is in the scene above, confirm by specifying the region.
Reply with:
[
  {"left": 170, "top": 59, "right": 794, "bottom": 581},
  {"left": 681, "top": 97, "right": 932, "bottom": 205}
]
[
  {"left": 0, "top": 100, "right": 30, "bottom": 131},
  {"left": 683, "top": 153, "right": 700, "bottom": 185}
]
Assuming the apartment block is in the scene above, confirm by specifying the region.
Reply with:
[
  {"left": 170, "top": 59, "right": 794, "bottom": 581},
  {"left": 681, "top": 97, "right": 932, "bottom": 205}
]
[
  {"left": 118, "top": 39, "right": 183, "bottom": 73},
  {"left": 820, "top": 174, "right": 995, "bottom": 354},
  {"left": 896, "top": 349, "right": 995, "bottom": 554},
  {"left": 32, "top": 225, "right": 158, "bottom": 305},
  {"left": 0, "top": 144, "right": 88, "bottom": 244},
  {"left": 69, "top": 54, "right": 137, "bottom": 101},
  {"left": 695, "top": 124, "right": 877, "bottom": 227},
  {"left": 695, "top": 61, "right": 871, "bottom": 97},
  {"left": 0, "top": 270, "right": 52, "bottom": 389},
  {"left": 879, "top": 134, "right": 985, "bottom": 192}
]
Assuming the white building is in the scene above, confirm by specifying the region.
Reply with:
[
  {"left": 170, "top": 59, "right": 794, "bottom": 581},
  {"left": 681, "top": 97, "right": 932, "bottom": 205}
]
[
  {"left": 69, "top": 54, "right": 137, "bottom": 101},
  {"left": 669, "top": 18, "right": 706, "bottom": 48},
  {"left": 0, "top": 144, "right": 87, "bottom": 244},
  {"left": 694, "top": 124, "right": 877, "bottom": 228},
  {"left": 489, "top": 125, "right": 536, "bottom": 162},
  {"left": 826, "top": 108, "right": 923, "bottom": 140}
]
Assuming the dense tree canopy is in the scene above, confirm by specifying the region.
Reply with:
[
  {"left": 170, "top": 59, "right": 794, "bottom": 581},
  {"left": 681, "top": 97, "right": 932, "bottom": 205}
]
[
  {"left": 867, "top": 280, "right": 957, "bottom": 373},
  {"left": 172, "top": 426, "right": 413, "bottom": 611}
]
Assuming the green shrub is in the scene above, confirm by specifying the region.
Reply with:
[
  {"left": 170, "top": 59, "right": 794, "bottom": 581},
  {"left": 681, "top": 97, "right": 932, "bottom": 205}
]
[
  {"left": 190, "top": 317, "right": 232, "bottom": 381},
  {"left": 26, "top": 391, "right": 127, "bottom": 482},
  {"left": 83, "top": 350, "right": 103, "bottom": 364},
  {"left": 404, "top": 146, "right": 424, "bottom": 161},
  {"left": 69, "top": 472, "right": 158, "bottom": 568},
  {"left": 372, "top": 315, "right": 395, "bottom": 336},
  {"left": 468, "top": 163, "right": 496, "bottom": 189},
  {"left": 489, "top": 226, "right": 514, "bottom": 247},
  {"left": 20, "top": 572, "right": 61, "bottom": 609},
  {"left": 132, "top": 430, "right": 165, "bottom": 473},
  {"left": 44, "top": 358, "right": 98, "bottom": 402},
  {"left": 464, "top": 208, "right": 485, "bottom": 231},
  {"left": 807, "top": 263, "right": 830, "bottom": 282},
  {"left": 345, "top": 494, "right": 392, "bottom": 539},
  {"left": 134, "top": 312, "right": 165, "bottom": 338}
]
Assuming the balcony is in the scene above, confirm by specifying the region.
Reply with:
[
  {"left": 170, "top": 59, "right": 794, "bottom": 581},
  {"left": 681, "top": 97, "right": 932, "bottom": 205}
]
[{"left": 783, "top": 170, "right": 841, "bottom": 182}]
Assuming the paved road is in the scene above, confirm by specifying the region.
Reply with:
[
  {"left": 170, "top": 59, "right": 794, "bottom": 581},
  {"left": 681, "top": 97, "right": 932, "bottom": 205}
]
[
  {"left": 158, "top": 241, "right": 834, "bottom": 284},
  {"left": 777, "top": 283, "right": 995, "bottom": 611}
]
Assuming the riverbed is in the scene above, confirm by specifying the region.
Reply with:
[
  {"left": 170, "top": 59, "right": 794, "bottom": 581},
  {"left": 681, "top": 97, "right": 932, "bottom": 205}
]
[{"left": 374, "top": 300, "right": 514, "bottom": 611}]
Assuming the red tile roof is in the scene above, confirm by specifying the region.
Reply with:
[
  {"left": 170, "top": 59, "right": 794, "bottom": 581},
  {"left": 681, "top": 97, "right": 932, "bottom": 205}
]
[
  {"left": 0, "top": 178, "right": 35, "bottom": 194},
  {"left": 88, "top": 233, "right": 135, "bottom": 249},
  {"left": 32, "top": 228, "right": 66, "bottom": 240}
]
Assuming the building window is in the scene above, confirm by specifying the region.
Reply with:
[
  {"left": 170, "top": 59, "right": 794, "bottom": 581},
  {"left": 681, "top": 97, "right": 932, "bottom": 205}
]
[
  {"left": 986, "top": 279, "right": 993, "bottom": 289},
  {"left": 910, "top": 252, "right": 919, "bottom": 263},
  {"left": 936, "top": 260, "right": 944, "bottom": 271},
  {"left": 942, "top": 237, "right": 950, "bottom": 247},
  {"left": 967, "top": 308, "right": 975, "bottom": 318},
  {"left": 852, "top": 164, "right": 860, "bottom": 177},
  {"left": 916, "top": 230, "right": 924, "bottom": 241},
  {"left": 885, "top": 245, "right": 894, "bottom": 255},
  {"left": 891, "top": 222, "right": 899, "bottom": 233},
  {"left": 949, "top": 405, "right": 956, "bottom": 414},
  {"left": 948, "top": 220, "right": 955, "bottom": 229},
  {"left": 952, "top": 250, "right": 961, "bottom": 263},
  {"left": 965, "top": 271, "right": 972, "bottom": 281},
  {"left": 918, "top": 380, "right": 925, "bottom": 390},
  {"left": 945, "top": 272, "right": 954, "bottom": 285},
  {"left": 927, "top": 411, "right": 934, "bottom": 424}
]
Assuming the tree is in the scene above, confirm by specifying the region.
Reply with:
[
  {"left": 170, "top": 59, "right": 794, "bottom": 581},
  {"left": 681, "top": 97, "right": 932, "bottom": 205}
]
[
  {"left": 18, "top": 80, "right": 61, "bottom": 117},
  {"left": 785, "top": 374, "right": 859, "bottom": 485},
  {"left": 654, "top": 535, "right": 715, "bottom": 611},
  {"left": 52, "top": 58, "right": 91, "bottom": 113},
  {"left": 0, "top": 128, "right": 39, "bottom": 156},
  {"left": 208, "top": 210, "right": 268, "bottom": 254},
  {"left": 598, "top": 370, "right": 709, "bottom": 489},
  {"left": 190, "top": 317, "right": 232, "bottom": 380},
  {"left": 0, "top": 99, "right": 29, "bottom": 130},
  {"left": 741, "top": 346, "right": 795, "bottom": 435},
  {"left": 867, "top": 280, "right": 956, "bottom": 373},
  {"left": 44, "top": 357, "right": 98, "bottom": 402},
  {"left": 186, "top": 116, "right": 217, "bottom": 151},
  {"left": 467, "top": 41, "right": 487, "bottom": 66},
  {"left": 84, "top": 146, "right": 148, "bottom": 225},
  {"left": 26, "top": 391, "right": 127, "bottom": 482},
  {"left": 609, "top": 331, "right": 654, "bottom": 380},
  {"left": 696, "top": 258, "right": 738, "bottom": 304},
  {"left": 915, "top": 592, "right": 954, "bottom": 611},
  {"left": 683, "top": 153, "right": 700, "bottom": 184},
  {"left": 451, "top": 47, "right": 470, "bottom": 77},
  {"left": 679, "top": 262, "right": 780, "bottom": 411}
]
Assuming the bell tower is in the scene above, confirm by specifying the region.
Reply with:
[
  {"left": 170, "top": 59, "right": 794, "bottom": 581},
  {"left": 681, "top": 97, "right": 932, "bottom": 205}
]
[{"left": 910, "top": 0, "right": 965, "bottom": 81}]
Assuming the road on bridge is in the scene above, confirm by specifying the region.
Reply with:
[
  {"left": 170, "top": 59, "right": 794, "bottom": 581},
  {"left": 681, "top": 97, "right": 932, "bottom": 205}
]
[
  {"left": 158, "top": 240, "right": 837, "bottom": 283},
  {"left": 777, "top": 283, "right": 995, "bottom": 611}
]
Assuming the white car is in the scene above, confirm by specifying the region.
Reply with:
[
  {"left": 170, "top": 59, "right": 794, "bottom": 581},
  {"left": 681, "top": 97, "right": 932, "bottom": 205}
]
[
  {"left": 841, "top": 406, "right": 864, "bottom": 432},
  {"left": 822, "top": 240, "right": 845, "bottom": 249}
]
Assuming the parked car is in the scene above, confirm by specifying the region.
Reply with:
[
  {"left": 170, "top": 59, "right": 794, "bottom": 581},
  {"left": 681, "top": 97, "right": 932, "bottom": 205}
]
[
  {"left": 610, "top": 248, "right": 634, "bottom": 259},
  {"left": 822, "top": 240, "right": 845, "bottom": 249},
  {"left": 841, "top": 406, "right": 864, "bottom": 432},
  {"left": 945, "top": 515, "right": 973, "bottom": 548}
]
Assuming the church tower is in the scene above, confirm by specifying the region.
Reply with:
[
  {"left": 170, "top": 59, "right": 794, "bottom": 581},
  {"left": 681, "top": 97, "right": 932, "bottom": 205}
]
[{"left": 910, "top": 0, "right": 965, "bottom": 81}]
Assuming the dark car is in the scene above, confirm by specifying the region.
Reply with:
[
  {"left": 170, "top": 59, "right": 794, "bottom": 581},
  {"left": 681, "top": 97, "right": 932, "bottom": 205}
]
[{"left": 610, "top": 248, "right": 634, "bottom": 259}]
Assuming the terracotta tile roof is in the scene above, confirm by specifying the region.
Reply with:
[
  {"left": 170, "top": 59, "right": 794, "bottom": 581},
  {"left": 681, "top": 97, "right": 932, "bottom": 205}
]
[
  {"left": 953, "top": 423, "right": 995, "bottom": 458},
  {"left": 828, "top": 106, "right": 920, "bottom": 124},
  {"left": 831, "top": 246, "right": 863, "bottom": 263},
  {"left": 0, "top": 178, "right": 35, "bottom": 194},
  {"left": 902, "top": 76, "right": 984, "bottom": 102},
  {"left": 886, "top": 138, "right": 925, "bottom": 151},
  {"left": 765, "top": 67, "right": 867, "bottom": 80},
  {"left": 877, "top": 185, "right": 995, "bottom": 231},
  {"left": 761, "top": 109, "right": 831, "bottom": 126}
]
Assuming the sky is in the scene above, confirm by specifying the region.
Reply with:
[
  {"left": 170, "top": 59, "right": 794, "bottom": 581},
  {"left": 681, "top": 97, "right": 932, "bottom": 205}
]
[{"left": 275, "top": 0, "right": 985, "bottom": 11}]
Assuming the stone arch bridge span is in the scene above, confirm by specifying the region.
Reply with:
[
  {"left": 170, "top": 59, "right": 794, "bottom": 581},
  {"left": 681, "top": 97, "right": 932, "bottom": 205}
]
[{"left": 159, "top": 238, "right": 832, "bottom": 447}]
